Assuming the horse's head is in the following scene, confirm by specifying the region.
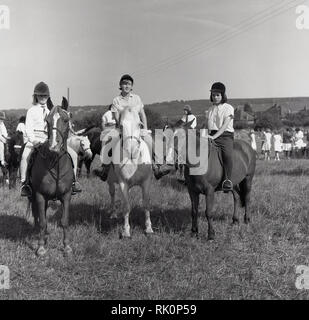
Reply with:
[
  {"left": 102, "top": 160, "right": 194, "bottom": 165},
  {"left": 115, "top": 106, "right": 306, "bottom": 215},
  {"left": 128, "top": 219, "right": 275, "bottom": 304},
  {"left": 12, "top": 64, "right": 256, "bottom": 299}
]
[
  {"left": 46, "top": 97, "right": 70, "bottom": 153},
  {"left": 78, "top": 135, "right": 93, "bottom": 159},
  {"left": 9, "top": 131, "right": 24, "bottom": 157},
  {"left": 119, "top": 107, "right": 142, "bottom": 159}
]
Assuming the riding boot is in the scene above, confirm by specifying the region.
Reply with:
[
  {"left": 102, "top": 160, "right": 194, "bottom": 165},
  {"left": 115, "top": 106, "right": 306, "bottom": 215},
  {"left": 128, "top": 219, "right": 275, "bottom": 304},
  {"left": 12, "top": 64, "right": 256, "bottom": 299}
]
[
  {"left": 20, "top": 160, "right": 33, "bottom": 197},
  {"left": 71, "top": 173, "right": 82, "bottom": 195}
]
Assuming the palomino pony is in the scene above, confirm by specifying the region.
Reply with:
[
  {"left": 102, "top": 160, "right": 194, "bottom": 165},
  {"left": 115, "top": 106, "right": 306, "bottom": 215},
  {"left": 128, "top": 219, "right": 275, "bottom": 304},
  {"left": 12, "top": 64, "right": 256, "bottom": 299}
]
[
  {"left": 102, "top": 107, "right": 154, "bottom": 238},
  {"left": 163, "top": 121, "right": 256, "bottom": 240},
  {"left": 67, "top": 133, "right": 93, "bottom": 162},
  {"left": 29, "top": 97, "right": 74, "bottom": 256}
]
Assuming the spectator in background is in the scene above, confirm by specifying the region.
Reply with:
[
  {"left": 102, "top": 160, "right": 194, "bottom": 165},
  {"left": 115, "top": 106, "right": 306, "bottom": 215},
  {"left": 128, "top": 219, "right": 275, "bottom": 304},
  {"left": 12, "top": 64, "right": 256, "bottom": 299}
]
[
  {"left": 273, "top": 130, "right": 282, "bottom": 161},
  {"left": 0, "top": 111, "right": 8, "bottom": 167},
  {"left": 294, "top": 127, "right": 306, "bottom": 149},
  {"left": 249, "top": 129, "right": 257, "bottom": 151},
  {"left": 262, "top": 128, "right": 272, "bottom": 161},
  {"left": 282, "top": 127, "right": 293, "bottom": 159},
  {"left": 181, "top": 105, "right": 197, "bottom": 129}
]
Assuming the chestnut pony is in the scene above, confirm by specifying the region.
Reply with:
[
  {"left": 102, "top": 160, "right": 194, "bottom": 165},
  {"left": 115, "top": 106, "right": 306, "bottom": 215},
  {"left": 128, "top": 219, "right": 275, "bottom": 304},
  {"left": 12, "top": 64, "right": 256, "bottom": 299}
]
[{"left": 29, "top": 97, "right": 74, "bottom": 256}]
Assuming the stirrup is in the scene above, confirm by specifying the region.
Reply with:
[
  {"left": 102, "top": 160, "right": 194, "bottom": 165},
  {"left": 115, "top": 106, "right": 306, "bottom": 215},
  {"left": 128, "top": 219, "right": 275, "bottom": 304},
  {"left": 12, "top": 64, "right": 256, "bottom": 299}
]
[
  {"left": 21, "top": 183, "right": 32, "bottom": 197},
  {"left": 222, "top": 179, "right": 233, "bottom": 192}
]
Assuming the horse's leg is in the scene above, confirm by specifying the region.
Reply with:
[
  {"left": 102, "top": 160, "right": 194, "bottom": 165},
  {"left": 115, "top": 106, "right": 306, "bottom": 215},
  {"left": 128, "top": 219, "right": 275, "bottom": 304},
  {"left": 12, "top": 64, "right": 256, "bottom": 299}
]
[
  {"left": 36, "top": 193, "right": 48, "bottom": 257},
  {"left": 60, "top": 192, "right": 72, "bottom": 255},
  {"left": 231, "top": 186, "right": 241, "bottom": 225},
  {"left": 108, "top": 180, "right": 117, "bottom": 219},
  {"left": 188, "top": 188, "right": 199, "bottom": 237},
  {"left": 240, "top": 176, "right": 253, "bottom": 224},
  {"left": 86, "top": 158, "right": 92, "bottom": 178},
  {"left": 205, "top": 189, "right": 215, "bottom": 240},
  {"left": 119, "top": 181, "right": 131, "bottom": 238},
  {"left": 142, "top": 177, "right": 153, "bottom": 234}
]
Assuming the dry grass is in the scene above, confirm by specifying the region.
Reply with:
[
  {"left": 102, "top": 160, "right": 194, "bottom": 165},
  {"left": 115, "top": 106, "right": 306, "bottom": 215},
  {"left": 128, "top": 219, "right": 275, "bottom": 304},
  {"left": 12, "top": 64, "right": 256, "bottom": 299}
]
[{"left": 1, "top": 158, "right": 309, "bottom": 300}]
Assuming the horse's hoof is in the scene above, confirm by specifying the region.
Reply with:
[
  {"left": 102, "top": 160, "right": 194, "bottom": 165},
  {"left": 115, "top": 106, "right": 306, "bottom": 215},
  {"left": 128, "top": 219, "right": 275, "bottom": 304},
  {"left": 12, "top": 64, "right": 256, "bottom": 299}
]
[
  {"left": 31, "top": 241, "right": 39, "bottom": 251},
  {"left": 191, "top": 232, "right": 199, "bottom": 239},
  {"left": 63, "top": 245, "right": 73, "bottom": 256},
  {"left": 244, "top": 217, "right": 250, "bottom": 224},
  {"left": 232, "top": 219, "right": 240, "bottom": 226},
  {"left": 207, "top": 233, "right": 215, "bottom": 241},
  {"left": 36, "top": 246, "right": 47, "bottom": 257},
  {"left": 145, "top": 229, "right": 154, "bottom": 236},
  {"left": 110, "top": 213, "right": 118, "bottom": 219},
  {"left": 119, "top": 231, "right": 131, "bottom": 239}
]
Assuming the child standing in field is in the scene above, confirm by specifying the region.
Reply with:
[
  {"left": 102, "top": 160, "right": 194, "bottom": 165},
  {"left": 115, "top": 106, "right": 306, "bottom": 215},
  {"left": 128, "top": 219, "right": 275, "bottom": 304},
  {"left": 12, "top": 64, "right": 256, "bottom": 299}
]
[
  {"left": 206, "top": 82, "right": 234, "bottom": 192},
  {"left": 282, "top": 127, "right": 293, "bottom": 159},
  {"left": 273, "top": 130, "right": 282, "bottom": 161},
  {"left": 262, "top": 128, "right": 272, "bottom": 161},
  {"left": 249, "top": 129, "right": 257, "bottom": 151},
  {"left": 0, "top": 112, "right": 8, "bottom": 167}
]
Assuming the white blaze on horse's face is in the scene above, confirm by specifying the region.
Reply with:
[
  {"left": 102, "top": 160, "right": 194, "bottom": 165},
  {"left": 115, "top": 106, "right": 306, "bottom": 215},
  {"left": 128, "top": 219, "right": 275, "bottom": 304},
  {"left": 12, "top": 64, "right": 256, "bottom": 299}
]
[
  {"left": 50, "top": 111, "right": 61, "bottom": 150},
  {"left": 80, "top": 136, "right": 92, "bottom": 159}
]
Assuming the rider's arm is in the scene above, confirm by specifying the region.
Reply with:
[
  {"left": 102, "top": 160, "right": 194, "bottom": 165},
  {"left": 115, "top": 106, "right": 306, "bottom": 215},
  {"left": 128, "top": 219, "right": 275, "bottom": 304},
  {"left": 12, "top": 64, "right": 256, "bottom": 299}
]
[
  {"left": 25, "top": 108, "right": 36, "bottom": 144},
  {"left": 210, "top": 116, "right": 233, "bottom": 139},
  {"left": 139, "top": 108, "right": 148, "bottom": 130}
]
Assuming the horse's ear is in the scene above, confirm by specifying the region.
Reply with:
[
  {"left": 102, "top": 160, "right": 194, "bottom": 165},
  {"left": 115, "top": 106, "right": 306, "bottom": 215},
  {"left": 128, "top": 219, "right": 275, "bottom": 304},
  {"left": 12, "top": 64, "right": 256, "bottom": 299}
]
[
  {"left": 47, "top": 97, "right": 54, "bottom": 111},
  {"left": 61, "top": 97, "right": 69, "bottom": 111}
]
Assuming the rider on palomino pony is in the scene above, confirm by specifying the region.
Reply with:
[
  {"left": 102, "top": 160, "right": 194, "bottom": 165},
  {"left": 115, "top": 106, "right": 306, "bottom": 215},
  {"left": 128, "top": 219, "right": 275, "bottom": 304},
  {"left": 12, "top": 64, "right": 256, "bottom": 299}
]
[
  {"left": 20, "top": 82, "right": 82, "bottom": 197},
  {"left": 95, "top": 74, "right": 161, "bottom": 181}
]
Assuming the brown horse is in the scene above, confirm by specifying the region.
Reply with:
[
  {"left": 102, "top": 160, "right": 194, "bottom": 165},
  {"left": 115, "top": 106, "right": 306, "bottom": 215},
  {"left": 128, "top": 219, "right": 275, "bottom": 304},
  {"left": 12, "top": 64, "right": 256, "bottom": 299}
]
[
  {"left": 30, "top": 97, "right": 74, "bottom": 256},
  {"left": 163, "top": 122, "right": 256, "bottom": 240}
]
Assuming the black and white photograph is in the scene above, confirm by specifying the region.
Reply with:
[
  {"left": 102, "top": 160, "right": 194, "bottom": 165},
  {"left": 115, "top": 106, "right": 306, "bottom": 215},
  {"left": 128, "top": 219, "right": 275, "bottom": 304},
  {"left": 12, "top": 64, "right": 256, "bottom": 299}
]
[{"left": 1, "top": 0, "right": 309, "bottom": 304}]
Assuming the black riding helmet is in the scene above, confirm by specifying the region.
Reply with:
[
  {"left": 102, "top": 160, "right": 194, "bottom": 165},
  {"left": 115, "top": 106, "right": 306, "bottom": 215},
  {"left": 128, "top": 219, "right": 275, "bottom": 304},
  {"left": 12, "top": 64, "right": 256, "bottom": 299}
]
[{"left": 119, "top": 74, "right": 134, "bottom": 86}]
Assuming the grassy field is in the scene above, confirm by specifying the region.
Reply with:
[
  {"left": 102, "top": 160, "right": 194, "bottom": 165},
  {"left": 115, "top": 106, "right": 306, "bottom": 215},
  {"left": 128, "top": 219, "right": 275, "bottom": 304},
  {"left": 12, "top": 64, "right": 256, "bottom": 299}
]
[{"left": 1, "top": 158, "right": 309, "bottom": 300}]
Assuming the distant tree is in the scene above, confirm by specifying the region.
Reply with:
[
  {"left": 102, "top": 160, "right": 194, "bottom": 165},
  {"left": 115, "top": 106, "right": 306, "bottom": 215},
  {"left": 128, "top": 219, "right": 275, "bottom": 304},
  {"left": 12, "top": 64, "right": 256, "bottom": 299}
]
[
  {"left": 254, "top": 113, "right": 282, "bottom": 130},
  {"left": 244, "top": 103, "right": 253, "bottom": 114},
  {"left": 145, "top": 108, "right": 164, "bottom": 130},
  {"left": 4, "top": 113, "right": 19, "bottom": 135},
  {"left": 74, "top": 112, "right": 102, "bottom": 130}
]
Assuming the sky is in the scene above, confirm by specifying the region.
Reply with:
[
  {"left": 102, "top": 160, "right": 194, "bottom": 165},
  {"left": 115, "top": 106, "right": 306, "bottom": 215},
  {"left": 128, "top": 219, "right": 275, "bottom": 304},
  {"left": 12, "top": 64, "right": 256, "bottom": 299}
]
[{"left": 0, "top": 0, "right": 309, "bottom": 109}]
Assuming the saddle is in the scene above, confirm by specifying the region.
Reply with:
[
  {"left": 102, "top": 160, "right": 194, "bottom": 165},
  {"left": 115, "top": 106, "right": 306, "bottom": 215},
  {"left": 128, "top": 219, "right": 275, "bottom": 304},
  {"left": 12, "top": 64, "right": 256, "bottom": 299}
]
[
  {"left": 26, "top": 144, "right": 73, "bottom": 184},
  {"left": 208, "top": 138, "right": 224, "bottom": 170}
]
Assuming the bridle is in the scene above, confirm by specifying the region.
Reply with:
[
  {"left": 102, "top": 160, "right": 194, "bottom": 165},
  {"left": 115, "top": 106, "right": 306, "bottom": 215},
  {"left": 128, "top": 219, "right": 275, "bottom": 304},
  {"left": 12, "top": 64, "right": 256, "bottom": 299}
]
[{"left": 79, "top": 137, "right": 91, "bottom": 154}]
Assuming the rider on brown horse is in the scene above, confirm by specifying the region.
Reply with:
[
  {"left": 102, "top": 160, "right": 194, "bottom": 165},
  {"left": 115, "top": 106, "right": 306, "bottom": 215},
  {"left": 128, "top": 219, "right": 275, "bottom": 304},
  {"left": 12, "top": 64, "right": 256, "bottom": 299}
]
[{"left": 20, "top": 82, "right": 82, "bottom": 197}]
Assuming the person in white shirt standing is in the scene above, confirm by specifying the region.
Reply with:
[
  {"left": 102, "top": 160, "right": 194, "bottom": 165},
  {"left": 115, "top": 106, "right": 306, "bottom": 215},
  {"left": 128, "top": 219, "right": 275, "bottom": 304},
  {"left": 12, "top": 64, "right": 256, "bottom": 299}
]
[
  {"left": 181, "top": 105, "right": 197, "bottom": 129},
  {"left": 0, "top": 111, "right": 8, "bottom": 167},
  {"left": 20, "top": 82, "right": 82, "bottom": 197}
]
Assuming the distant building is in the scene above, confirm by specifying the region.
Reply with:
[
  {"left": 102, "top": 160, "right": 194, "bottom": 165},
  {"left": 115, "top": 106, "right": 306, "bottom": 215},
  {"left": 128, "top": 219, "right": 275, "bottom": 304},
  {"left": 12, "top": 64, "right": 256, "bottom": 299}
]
[{"left": 234, "top": 105, "right": 255, "bottom": 126}]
